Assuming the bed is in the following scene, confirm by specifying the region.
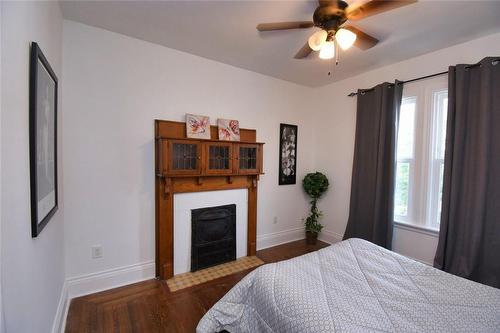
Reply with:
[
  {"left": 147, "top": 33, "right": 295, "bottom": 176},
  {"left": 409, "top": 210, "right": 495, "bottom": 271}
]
[{"left": 197, "top": 238, "right": 500, "bottom": 333}]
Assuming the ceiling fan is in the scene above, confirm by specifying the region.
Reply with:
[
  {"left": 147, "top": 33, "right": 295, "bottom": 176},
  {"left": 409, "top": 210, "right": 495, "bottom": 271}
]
[{"left": 257, "top": 0, "right": 417, "bottom": 60}]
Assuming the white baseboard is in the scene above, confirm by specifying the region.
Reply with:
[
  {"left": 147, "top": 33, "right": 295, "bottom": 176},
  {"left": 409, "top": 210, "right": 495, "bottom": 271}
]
[
  {"left": 256, "top": 227, "right": 304, "bottom": 250},
  {"left": 53, "top": 261, "right": 154, "bottom": 332},
  {"left": 56, "top": 229, "right": 337, "bottom": 332},
  {"left": 256, "top": 227, "right": 343, "bottom": 250},
  {"left": 64, "top": 227, "right": 327, "bottom": 300},
  {"left": 318, "top": 229, "right": 343, "bottom": 244},
  {"left": 51, "top": 281, "right": 69, "bottom": 333},
  {"left": 66, "top": 260, "right": 155, "bottom": 299}
]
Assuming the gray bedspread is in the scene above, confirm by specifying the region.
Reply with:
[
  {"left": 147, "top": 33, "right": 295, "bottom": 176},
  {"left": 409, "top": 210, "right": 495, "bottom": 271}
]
[{"left": 197, "top": 238, "right": 500, "bottom": 333}]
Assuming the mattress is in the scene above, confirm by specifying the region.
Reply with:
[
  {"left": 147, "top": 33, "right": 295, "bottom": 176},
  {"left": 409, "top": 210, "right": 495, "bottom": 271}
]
[{"left": 197, "top": 238, "right": 500, "bottom": 333}]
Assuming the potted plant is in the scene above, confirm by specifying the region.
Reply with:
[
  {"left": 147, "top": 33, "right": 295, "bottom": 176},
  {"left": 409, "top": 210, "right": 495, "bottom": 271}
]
[{"left": 303, "top": 172, "right": 329, "bottom": 245}]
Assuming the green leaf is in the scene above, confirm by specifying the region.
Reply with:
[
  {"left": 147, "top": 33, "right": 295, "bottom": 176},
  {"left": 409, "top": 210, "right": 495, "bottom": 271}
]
[
  {"left": 303, "top": 172, "right": 329, "bottom": 199},
  {"left": 302, "top": 172, "right": 330, "bottom": 234}
]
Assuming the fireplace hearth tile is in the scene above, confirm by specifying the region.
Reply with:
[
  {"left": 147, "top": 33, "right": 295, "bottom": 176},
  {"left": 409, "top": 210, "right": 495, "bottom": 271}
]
[{"left": 166, "top": 256, "right": 264, "bottom": 292}]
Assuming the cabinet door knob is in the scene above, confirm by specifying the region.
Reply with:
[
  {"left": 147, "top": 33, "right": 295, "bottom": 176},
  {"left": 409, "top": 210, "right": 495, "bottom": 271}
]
[{"left": 197, "top": 156, "right": 201, "bottom": 160}]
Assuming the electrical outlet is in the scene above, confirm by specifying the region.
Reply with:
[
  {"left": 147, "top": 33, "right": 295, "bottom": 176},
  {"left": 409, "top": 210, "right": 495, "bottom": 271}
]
[
  {"left": 273, "top": 216, "right": 278, "bottom": 224},
  {"left": 92, "top": 245, "right": 103, "bottom": 259}
]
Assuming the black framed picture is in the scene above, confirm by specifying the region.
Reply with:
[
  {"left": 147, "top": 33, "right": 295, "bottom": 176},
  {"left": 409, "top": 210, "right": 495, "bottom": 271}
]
[
  {"left": 29, "top": 42, "right": 58, "bottom": 237},
  {"left": 279, "top": 123, "right": 297, "bottom": 185}
]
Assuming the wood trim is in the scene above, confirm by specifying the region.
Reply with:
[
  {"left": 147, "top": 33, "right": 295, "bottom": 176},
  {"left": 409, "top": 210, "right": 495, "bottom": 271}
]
[
  {"left": 166, "top": 139, "right": 202, "bottom": 176},
  {"left": 155, "top": 120, "right": 263, "bottom": 280},
  {"left": 157, "top": 139, "right": 264, "bottom": 178},
  {"left": 157, "top": 136, "right": 265, "bottom": 145},
  {"left": 203, "top": 142, "right": 235, "bottom": 176},
  {"left": 235, "top": 143, "right": 263, "bottom": 175},
  {"left": 156, "top": 175, "right": 259, "bottom": 279},
  {"left": 155, "top": 119, "right": 257, "bottom": 142},
  {"left": 172, "top": 175, "right": 249, "bottom": 193},
  {"left": 247, "top": 179, "right": 258, "bottom": 256}
]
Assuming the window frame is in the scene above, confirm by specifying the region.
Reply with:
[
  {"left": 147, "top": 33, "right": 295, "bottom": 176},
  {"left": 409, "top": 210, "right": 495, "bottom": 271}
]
[
  {"left": 426, "top": 89, "right": 448, "bottom": 230},
  {"left": 394, "top": 75, "right": 447, "bottom": 232},
  {"left": 394, "top": 96, "right": 417, "bottom": 223}
]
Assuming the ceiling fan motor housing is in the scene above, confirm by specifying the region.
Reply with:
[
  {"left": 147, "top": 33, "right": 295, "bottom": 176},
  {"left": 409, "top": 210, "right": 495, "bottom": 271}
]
[{"left": 313, "top": 0, "right": 348, "bottom": 32}]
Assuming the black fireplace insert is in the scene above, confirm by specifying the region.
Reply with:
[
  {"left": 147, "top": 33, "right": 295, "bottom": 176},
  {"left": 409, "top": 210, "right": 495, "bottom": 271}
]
[{"left": 191, "top": 204, "right": 236, "bottom": 271}]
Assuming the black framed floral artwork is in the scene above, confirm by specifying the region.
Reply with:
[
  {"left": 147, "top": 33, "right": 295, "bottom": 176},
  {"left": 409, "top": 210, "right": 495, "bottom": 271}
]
[
  {"left": 279, "top": 123, "right": 297, "bottom": 185},
  {"left": 29, "top": 42, "right": 58, "bottom": 237}
]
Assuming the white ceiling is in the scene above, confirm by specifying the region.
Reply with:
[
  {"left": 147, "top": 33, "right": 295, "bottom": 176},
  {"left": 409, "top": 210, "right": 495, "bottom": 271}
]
[{"left": 60, "top": 0, "right": 500, "bottom": 87}]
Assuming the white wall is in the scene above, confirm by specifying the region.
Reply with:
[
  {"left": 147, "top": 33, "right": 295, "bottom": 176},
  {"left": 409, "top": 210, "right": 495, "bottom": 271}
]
[
  {"left": 0, "top": 4, "right": 498, "bottom": 331},
  {"left": 313, "top": 31, "right": 500, "bottom": 264},
  {"left": 62, "top": 21, "right": 316, "bottom": 280},
  {"left": 0, "top": 3, "right": 4, "bottom": 332},
  {"left": 1, "top": 2, "right": 65, "bottom": 333},
  {"left": 62, "top": 20, "right": 500, "bottom": 285}
]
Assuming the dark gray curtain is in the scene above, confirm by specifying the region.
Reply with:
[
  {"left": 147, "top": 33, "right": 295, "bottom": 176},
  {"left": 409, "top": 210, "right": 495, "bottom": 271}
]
[
  {"left": 434, "top": 57, "right": 500, "bottom": 288},
  {"left": 343, "top": 81, "right": 403, "bottom": 249}
]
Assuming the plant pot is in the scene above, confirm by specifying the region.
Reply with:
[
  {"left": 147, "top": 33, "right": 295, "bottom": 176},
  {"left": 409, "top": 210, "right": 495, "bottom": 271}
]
[{"left": 306, "top": 231, "right": 318, "bottom": 245}]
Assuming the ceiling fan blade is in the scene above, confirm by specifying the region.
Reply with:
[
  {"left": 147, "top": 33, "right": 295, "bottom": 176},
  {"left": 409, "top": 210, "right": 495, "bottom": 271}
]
[
  {"left": 318, "top": 0, "right": 336, "bottom": 7},
  {"left": 344, "top": 25, "right": 379, "bottom": 50},
  {"left": 294, "top": 42, "right": 313, "bottom": 59},
  {"left": 346, "top": 0, "right": 417, "bottom": 21},
  {"left": 256, "top": 21, "right": 314, "bottom": 31}
]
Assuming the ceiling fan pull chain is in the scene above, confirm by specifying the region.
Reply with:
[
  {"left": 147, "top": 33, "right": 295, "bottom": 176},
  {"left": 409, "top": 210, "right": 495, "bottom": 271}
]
[
  {"left": 329, "top": 40, "right": 340, "bottom": 76},
  {"left": 335, "top": 40, "right": 340, "bottom": 66}
]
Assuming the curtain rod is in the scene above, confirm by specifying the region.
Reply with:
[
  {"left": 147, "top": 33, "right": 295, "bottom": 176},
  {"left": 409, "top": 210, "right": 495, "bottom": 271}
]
[
  {"left": 347, "top": 58, "right": 500, "bottom": 97},
  {"left": 347, "top": 70, "right": 447, "bottom": 97}
]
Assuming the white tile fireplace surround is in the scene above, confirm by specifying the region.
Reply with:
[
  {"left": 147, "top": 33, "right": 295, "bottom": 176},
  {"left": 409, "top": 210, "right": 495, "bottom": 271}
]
[{"left": 173, "top": 189, "right": 248, "bottom": 275}]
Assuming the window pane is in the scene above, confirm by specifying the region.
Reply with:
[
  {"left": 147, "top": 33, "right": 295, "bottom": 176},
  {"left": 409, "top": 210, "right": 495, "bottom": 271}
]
[
  {"left": 395, "top": 162, "right": 410, "bottom": 217},
  {"left": 430, "top": 90, "right": 448, "bottom": 228},
  {"left": 397, "top": 97, "right": 416, "bottom": 159},
  {"left": 434, "top": 91, "right": 448, "bottom": 159},
  {"left": 439, "top": 97, "right": 448, "bottom": 158},
  {"left": 436, "top": 161, "right": 445, "bottom": 225}
]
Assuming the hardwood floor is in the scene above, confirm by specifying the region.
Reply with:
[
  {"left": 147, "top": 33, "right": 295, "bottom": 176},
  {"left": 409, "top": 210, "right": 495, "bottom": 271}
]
[{"left": 65, "top": 239, "right": 329, "bottom": 333}]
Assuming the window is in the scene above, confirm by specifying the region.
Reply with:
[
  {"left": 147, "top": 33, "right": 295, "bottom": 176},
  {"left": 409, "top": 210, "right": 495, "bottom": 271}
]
[
  {"left": 394, "top": 97, "right": 416, "bottom": 219},
  {"left": 394, "top": 77, "right": 448, "bottom": 231}
]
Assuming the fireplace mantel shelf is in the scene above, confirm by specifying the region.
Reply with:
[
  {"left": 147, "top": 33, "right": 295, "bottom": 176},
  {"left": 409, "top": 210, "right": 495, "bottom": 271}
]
[{"left": 155, "top": 120, "right": 264, "bottom": 280}]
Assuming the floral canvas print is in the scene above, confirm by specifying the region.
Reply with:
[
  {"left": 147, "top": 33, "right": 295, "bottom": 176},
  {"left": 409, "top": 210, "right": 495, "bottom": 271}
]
[
  {"left": 218, "top": 118, "right": 240, "bottom": 141},
  {"left": 186, "top": 114, "right": 210, "bottom": 139}
]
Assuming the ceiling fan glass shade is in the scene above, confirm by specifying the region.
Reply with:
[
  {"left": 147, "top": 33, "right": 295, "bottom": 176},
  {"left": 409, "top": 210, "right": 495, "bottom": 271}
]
[
  {"left": 319, "top": 41, "right": 335, "bottom": 60},
  {"left": 308, "top": 30, "right": 328, "bottom": 51},
  {"left": 335, "top": 28, "right": 357, "bottom": 50}
]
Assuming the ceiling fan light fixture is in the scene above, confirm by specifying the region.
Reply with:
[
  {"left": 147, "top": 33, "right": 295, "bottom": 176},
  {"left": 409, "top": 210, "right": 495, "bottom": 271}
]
[
  {"left": 335, "top": 28, "right": 357, "bottom": 50},
  {"left": 319, "top": 41, "right": 335, "bottom": 60},
  {"left": 308, "top": 30, "right": 328, "bottom": 51}
]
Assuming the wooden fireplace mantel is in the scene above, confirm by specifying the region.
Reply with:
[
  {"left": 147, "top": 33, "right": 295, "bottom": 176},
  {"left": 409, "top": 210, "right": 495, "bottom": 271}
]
[{"left": 154, "top": 120, "right": 264, "bottom": 280}]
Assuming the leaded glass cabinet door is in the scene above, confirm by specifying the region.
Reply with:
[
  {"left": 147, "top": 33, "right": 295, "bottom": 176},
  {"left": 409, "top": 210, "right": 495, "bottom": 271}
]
[
  {"left": 204, "top": 142, "right": 234, "bottom": 175},
  {"left": 167, "top": 139, "right": 201, "bottom": 175},
  {"left": 236, "top": 144, "right": 261, "bottom": 174}
]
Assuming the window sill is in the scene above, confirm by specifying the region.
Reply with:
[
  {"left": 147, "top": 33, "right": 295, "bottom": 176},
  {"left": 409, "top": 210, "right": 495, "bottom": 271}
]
[{"left": 394, "top": 221, "right": 440, "bottom": 237}]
